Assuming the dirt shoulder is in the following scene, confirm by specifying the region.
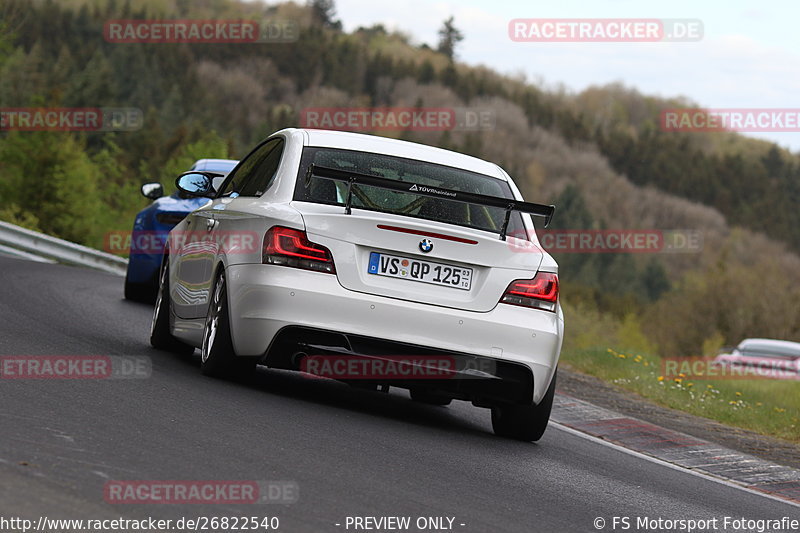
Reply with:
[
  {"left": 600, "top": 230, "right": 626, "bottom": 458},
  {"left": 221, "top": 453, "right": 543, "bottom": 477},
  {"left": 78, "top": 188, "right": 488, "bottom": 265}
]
[{"left": 557, "top": 366, "right": 800, "bottom": 470}]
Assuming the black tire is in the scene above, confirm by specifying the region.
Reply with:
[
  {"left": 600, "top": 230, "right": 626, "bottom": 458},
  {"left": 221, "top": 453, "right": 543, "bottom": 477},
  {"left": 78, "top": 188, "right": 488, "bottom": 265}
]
[
  {"left": 410, "top": 389, "right": 452, "bottom": 406},
  {"left": 149, "top": 262, "right": 195, "bottom": 355},
  {"left": 491, "top": 371, "right": 557, "bottom": 442},
  {"left": 200, "top": 270, "right": 255, "bottom": 378},
  {"left": 124, "top": 276, "right": 156, "bottom": 303}
]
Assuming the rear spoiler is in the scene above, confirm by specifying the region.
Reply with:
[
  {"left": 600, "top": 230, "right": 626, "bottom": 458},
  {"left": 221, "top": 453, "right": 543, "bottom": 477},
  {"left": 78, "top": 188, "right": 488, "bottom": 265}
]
[{"left": 304, "top": 164, "right": 555, "bottom": 240}]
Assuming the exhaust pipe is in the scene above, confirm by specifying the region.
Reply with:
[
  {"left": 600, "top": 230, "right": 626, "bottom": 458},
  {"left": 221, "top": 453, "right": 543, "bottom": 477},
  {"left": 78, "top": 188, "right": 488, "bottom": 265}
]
[{"left": 291, "top": 351, "right": 308, "bottom": 369}]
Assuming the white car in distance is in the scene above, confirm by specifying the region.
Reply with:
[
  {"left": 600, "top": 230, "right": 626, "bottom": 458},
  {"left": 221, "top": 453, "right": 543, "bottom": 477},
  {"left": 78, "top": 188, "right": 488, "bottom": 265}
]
[{"left": 151, "top": 128, "right": 563, "bottom": 441}]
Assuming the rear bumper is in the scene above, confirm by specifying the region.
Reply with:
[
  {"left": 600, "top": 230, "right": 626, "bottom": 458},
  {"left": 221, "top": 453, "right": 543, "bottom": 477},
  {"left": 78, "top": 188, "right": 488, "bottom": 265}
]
[
  {"left": 125, "top": 252, "right": 161, "bottom": 285},
  {"left": 226, "top": 264, "right": 563, "bottom": 403},
  {"left": 266, "top": 327, "right": 537, "bottom": 406}
]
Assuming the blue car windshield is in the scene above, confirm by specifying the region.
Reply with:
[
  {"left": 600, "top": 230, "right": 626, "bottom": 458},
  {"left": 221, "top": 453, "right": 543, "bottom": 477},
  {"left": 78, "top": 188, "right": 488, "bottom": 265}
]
[{"left": 201, "top": 162, "right": 237, "bottom": 174}]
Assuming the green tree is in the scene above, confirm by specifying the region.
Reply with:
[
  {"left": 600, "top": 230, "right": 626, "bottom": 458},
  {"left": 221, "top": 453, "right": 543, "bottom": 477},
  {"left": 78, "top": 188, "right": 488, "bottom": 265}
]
[
  {"left": 309, "top": 0, "right": 342, "bottom": 30},
  {"left": 159, "top": 132, "right": 231, "bottom": 190},
  {"left": 417, "top": 60, "right": 435, "bottom": 84},
  {"left": 641, "top": 259, "right": 670, "bottom": 301},
  {"left": 0, "top": 132, "right": 104, "bottom": 245},
  {"left": 436, "top": 16, "right": 463, "bottom": 61},
  {"left": 550, "top": 184, "right": 593, "bottom": 230},
  {"left": 0, "top": 0, "right": 24, "bottom": 65}
]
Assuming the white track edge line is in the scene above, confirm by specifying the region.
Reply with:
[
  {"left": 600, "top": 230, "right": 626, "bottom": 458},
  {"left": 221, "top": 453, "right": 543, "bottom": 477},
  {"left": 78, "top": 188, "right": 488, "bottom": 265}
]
[{"left": 551, "top": 422, "right": 800, "bottom": 509}]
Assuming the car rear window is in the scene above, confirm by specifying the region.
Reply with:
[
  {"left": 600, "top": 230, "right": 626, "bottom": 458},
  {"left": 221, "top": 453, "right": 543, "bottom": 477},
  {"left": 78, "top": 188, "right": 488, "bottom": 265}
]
[{"left": 294, "top": 147, "right": 526, "bottom": 236}]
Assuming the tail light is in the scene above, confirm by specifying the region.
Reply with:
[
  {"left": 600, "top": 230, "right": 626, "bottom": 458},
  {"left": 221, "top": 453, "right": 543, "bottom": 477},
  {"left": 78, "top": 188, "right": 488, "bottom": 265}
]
[
  {"left": 262, "top": 226, "right": 336, "bottom": 274},
  {"left": 500, "top": 272, "right": 558, "bottom": 312}
]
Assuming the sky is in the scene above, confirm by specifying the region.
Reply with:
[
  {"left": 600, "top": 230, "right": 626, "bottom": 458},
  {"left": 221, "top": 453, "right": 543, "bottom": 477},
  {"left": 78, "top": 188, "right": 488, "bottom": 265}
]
[{"left": 334, "top": 0, "right": 800, "bottom": 151}]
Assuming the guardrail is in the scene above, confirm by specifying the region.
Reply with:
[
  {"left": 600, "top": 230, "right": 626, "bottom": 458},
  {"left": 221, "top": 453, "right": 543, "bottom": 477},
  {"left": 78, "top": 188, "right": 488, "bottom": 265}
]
[{"left": 0, "top": 221, "right": 128, "bottom": 276}]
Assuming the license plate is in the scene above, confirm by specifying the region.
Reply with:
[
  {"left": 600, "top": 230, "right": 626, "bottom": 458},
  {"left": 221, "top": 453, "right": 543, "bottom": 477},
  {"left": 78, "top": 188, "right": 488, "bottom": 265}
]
[{"left": 367, "top": 252, "right": 472, "bottom": 290}]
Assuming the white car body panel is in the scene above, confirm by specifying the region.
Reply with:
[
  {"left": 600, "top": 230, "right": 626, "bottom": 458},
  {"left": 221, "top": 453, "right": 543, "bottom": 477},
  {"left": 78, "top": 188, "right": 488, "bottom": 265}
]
[
  {"left": 225, "top": 264, "right": 564, "bottom": 403},
  {"left": 293, "top": 202, "right": 543, "bottom": 312}
]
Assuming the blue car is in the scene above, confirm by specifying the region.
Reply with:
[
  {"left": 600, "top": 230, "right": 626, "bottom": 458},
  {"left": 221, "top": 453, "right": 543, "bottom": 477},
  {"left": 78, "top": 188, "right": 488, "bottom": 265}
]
[{"left": 124, "top": 158, "right": 239, "bottom": 302}]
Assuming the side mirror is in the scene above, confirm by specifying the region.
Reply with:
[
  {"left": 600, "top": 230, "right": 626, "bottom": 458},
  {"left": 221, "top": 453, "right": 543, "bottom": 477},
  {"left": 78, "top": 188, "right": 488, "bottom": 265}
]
[
  {"left": 141, "top": 182, "right": 164, "bottom": 200},
  {"left": 176, "top": 172, "right": 217, "bottom": 198}
]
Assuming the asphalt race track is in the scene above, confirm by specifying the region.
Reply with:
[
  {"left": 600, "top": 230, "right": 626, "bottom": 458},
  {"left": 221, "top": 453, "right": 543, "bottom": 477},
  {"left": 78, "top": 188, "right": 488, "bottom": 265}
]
[{"left": 0, "top": 254, "right": 796, "bottom": 532}]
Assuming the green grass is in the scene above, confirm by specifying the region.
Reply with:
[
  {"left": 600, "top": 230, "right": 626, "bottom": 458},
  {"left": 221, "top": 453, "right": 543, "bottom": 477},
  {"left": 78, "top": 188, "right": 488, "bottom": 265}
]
[{"left": 561, "top": 347, "right": 800, "bottom": 443}]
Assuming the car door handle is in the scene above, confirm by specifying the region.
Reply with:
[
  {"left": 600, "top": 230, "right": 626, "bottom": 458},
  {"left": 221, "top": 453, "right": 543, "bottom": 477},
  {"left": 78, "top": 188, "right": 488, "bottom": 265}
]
[{"left": 205, "top": 219, "right": 217, "bottom": 232}]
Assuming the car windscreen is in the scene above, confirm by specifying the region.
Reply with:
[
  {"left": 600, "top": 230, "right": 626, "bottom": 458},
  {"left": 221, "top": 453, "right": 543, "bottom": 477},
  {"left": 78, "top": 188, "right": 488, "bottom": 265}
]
[
  {"left": 294, "top": 147, "right": 526, "bottom": 235},
  {"left": 203, "top": 162, "right": 237, "bottom": 174}
]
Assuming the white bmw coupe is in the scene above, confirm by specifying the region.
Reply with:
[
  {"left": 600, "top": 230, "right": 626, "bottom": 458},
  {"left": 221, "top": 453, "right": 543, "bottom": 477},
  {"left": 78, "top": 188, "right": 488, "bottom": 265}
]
[{"left": 151, "top": 128, "right": 563, "bottom": 441}]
